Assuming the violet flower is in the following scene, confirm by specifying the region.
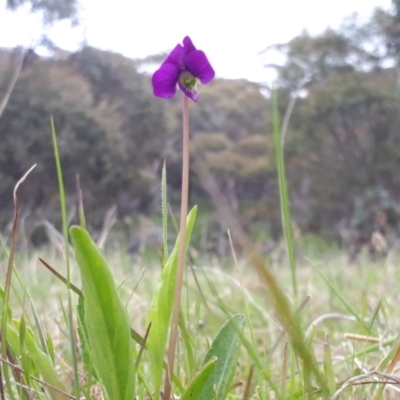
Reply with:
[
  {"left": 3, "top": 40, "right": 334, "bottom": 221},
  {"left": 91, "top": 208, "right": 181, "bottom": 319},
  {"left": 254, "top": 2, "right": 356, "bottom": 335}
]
[{"left": 152, "top": 36, "right": 215, "bottom": 102}]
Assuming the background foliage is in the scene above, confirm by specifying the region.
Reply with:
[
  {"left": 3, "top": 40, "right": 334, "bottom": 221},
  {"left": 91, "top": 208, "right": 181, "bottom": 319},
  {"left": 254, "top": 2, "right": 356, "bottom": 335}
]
[{"left": 1, "top": 2, "right": 400, "bottom": 250}]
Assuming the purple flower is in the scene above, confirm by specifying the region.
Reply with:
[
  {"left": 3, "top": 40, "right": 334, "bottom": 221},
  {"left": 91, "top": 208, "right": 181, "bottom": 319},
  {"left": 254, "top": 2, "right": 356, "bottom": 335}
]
[{"left": 152, "top": 36, "right": 215, "bottom": 102}]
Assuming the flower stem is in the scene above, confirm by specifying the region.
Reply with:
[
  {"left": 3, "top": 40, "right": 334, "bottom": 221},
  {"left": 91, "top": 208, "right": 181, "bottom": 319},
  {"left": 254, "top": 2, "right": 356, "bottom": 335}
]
[{"left": 163, "top": 95, "right": 190, "bottom": 400}]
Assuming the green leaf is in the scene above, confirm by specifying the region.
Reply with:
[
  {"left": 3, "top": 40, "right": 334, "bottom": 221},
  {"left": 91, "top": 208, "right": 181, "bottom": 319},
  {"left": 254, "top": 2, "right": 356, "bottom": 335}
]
[
  {"left": 199, "top": 314, "right": 245, "bottom": 400},
  {"left": 70, "top": 227, "right": 134, "bottom": 400},
  {"left": 46, "top": 332, "right": 55, "bottom": 363},
  {"left": 10, "top": 320, "right": 68, "bottom": 400},
  {"left": 146, "top": 206, "right": 198, "bottom": 395},
  {"left": 181, "top": 357, "right": 217, "bottom": 400},
  {"left": 76, "top": 296, "right": 98, "bottom": 380},
  {"left": 0, "top": 285, "right": 12, "bottom": 320},
  {"left": 25, "top": 327, "right": 68, "bottom": 400}
]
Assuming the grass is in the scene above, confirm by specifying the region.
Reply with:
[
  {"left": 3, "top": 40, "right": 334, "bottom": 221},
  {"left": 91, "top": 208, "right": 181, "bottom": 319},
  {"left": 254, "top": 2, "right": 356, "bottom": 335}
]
[
  {"left": 1, "top": 92, "right": 400, "bottom": 400},
  {"left": 2, "top": 243, "right": 400, "bottom": 399}
]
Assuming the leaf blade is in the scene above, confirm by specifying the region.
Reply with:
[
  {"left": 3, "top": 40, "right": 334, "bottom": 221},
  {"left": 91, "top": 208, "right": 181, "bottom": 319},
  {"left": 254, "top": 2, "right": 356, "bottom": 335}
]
[
  {"left": 70, "top": 227, "right": 134, "bottom": 400},
  {"left": 181, "top": 357, "right": 217, "bottom": 400},
  {"left": 199, "top": 314, "right": 245, "bottom": 400}
]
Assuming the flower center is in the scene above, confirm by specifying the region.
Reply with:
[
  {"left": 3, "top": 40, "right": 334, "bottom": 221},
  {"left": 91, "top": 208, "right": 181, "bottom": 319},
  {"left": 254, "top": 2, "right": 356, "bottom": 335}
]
[{"left": 179, "top": 71, "right": 198, "bottom": 91}]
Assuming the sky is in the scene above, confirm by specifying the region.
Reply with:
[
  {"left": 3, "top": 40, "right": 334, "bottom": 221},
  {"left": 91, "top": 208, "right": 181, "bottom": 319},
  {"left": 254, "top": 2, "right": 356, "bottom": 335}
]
[{"left": 0, "top": 0, "right": 393, "bottom": 83}]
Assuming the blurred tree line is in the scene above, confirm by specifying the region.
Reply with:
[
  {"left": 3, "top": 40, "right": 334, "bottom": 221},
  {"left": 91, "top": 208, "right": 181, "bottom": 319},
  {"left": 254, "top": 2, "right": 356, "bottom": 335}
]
[
  {"left": 1, "top": 1, "right": 400, "bottom": 251},
  {"left": 268, "top": 3, "right": 400, "bottom": 248}
]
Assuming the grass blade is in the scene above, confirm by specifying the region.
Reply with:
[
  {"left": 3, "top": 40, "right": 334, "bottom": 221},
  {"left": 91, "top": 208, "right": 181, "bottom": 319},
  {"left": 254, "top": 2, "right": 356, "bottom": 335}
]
[
  {"left": 280, "top": 342, "right": 288, "bottom": 399},
  {"left": 323, "top": 334, "right": 336, "bottom": 396},
  {"left": 271, "top": 89, "right": 297, "bottom": 299},
  {"left": 1, "top": 165, "right": 36, "bottom": 400},
  {"left": 146, "top": 206, "right": 197, "bottom": 396},
  {"left": 313, "top": 264, "right": 370, "bottom": 332},
  {"left": 50, "top": 117, "right": 80, "bottom": 398}
]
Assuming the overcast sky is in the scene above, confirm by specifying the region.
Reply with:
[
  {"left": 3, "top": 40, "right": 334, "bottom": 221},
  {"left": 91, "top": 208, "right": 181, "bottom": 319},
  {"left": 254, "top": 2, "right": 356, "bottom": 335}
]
[{"left": 0, "top": 0, "right": 393, "bottom": 83}]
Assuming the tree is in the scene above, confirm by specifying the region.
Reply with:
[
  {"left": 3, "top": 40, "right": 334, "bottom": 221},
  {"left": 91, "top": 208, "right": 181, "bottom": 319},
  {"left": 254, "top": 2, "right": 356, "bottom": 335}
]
[
  {"left": 0, "top": 47, "right": 167, "bottom": 227},
  {"left": 6, "top": 0, "right": 79, "bottom": 25},
  {"left": 265, "top": 11, "right": 400, "bottom": 241},
  {"left": 263, "top": 27, "right": 380, "bottom": 92}
]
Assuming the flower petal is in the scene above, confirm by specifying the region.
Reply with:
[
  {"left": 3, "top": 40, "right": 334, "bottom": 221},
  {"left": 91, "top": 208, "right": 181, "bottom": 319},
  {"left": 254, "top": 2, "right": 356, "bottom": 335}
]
[
  {"left": 178, "top": 80, "right": 198, "bottom": 102},
  {"left": 185, "top": 50, "right": 215, "bottom": 84},
  {"left": 162, "top": 43, "right": 185, "bottom": 70},
  {"left": 152, "top": 63, "right": 180, "bottom": 99},
  {"left": 183, "top": 36, "right": 197, "bottom": 54}
]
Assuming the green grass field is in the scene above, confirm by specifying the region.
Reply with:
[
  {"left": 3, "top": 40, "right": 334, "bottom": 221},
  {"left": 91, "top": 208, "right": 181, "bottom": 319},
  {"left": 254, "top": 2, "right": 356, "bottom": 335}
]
[{"left": 2, "top": 233, "right": 400, "bottom": 399}]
